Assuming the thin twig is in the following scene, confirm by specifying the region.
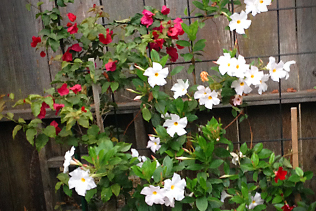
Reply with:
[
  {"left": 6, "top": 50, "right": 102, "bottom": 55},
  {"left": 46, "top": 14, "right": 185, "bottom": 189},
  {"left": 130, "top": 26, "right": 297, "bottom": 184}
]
[
  {"left": 123, "top": 109, "right": 141, "bottom": 136},
  {"left": 247, "top": 118, "right": 253, "bottom": 149},
  {"left": 224, "top": 110, "right": 244, "bottom": 130}
]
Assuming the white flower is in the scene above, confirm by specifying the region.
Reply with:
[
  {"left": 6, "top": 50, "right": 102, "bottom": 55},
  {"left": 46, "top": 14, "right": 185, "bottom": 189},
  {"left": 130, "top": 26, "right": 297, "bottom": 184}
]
[
  {"left": 231, "top": 79, "right": 252, "bottom": 96},
  {"left": 230, "top": 151, "right": 245, "bottom": 165},
  {"left": 163, "top": 114, "right": 187, "bottom": 137},
  {"left": 141, "top": 185, "right": 166, "bottom": 206},
  {"left": 68, "top": 168, "right": 97, "bottom": 196},
  {"left": 144, "top": 62, "right": 168, "bottom": 87},
  {"left": 221, "top": 190, "right": 232, "bottom": 202},
  {"left": 131, "top": 148, "right": 139, "bottom": 158},
  {"left": 233, "top": 55, "right": 249, "bottom": 78},
  {"left": 199, "top": 89, "right": 220, "bottom": 109},
  {"left": 161, "top": 112, "right": 171, "bottom": 119},
  {"left": 194, "top": 85, "right": 209, "bottom": 100},
  {"left": 63, "top": 146, "right": 75, "bottom": 173},
  {"left": 247, "top": 192, "right": 264, "bottom": 209},
  {"left": 137, "top": 156, "right": 148, "bottom": 167},
  {"left": 255, "top": 74, "right": 269, "bottom": 95},
  {"left": 245, "top": 0, "right": 271, "bottom": 16},
  {"left": 147, "top": 136, "right": 161, "bottom": 153},
  {"left": 171, "top": 79, "right": 189, "bottom": 99},
  {"left": 229, "top": 11, "right": 252, "bottom": 34},
  {"left": 245, "top": 66, "right": 263, "bottom": 86},
  {"left": 163, "top": 173, "right": 186, "bottom": 207},
  {"left": 163, "top": 196, "right": 175, "bottom": 207},
  {"left": 267, "top": 57, "right": 286, "bottom": 82},
  {"left": 216, "top": 53, "right": 235, "bottom": 76},
  {"left": 283, "top": 60, "right": 296, "bottom": 80}
]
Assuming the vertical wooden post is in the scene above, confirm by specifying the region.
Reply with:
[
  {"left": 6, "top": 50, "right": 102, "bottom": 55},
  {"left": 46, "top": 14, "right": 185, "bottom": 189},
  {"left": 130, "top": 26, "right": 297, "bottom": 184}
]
[
  {"left": 291, "top": 107, "right": 299, "bottom": 168},
  {"left": 89, "top": 58, "right": 105, "bottom": 133}
]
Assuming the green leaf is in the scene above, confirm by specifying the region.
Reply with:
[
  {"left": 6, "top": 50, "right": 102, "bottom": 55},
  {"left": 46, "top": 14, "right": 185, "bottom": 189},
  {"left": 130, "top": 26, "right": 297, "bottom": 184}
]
[
  {"left": 187, "top": 64, "right": 195, "bottom": 74},
  {"left": 63, "top": 185, "right": 72, "bottom": 197},
  {"left": 181, "top": 53, "right": 193, "bottom": 62},
  {"left": 111, "top": 183, "right": 120, "bottom": 196},
  {"left": 283, "top": 158, "right": 292, "bottom": 168},
  {"left": 37, "top": 2, "right": 44, "bottom": 7},
  {"left": 176, "top": 40, "right": 191, "bottom": 47},
  {"left": 171, "top": 66, "right": 184, "bottom": 76},
  {"left": 102, "top": 81, "right": 111, "bottom": 93},
  {"left": 43, "top": 125, "right": 56, "bottom": 138},
  {"left": 272, "top": 195, "right": 283, "bottom": 204},
  {"left": 237, "top": 203, "right": 246, "bottom": 211},
  {"left": 35, "top": 134, "right": 49, "bottom": 151},
  {"left": 240, "top": 142, "right": 248, "bottom": 154},
  {"left": 7, "top": 112, "right": 14, "bottom": 119},
  {"left": 26, "top": 128, "right": 37, "bottom": 145},
  {"left": 25, "top": 3, "right": 31, "bottom": 11},
  {"left": 101, "top": 187, "right": 113, "bottom": 202},
  {"left": 193, "top": 39, "right": 206, "bottom": 52},
  {"left": 209, "top": 159, "right": 224, "bottom": 169},
  {"left": 85, "top": 188, "right": 97, "bottom": 202},
  {"left": 269, "top": 152, "right": 275, "bottom": 164},
  {"left": 142, "top": 107, "right": 151, "bottom": 122},
  {"left": 12, "top": 125, "right": 22, "bottom": 139},
  {"left": 251, "top": 152, "right": 259, "bottom": 167},
  {"left": 258, "top": 148, "right": 272, "bottom": 159},
  {"left": 196, "top": 196, "right": 208, "bottom": 211},
  {"left": 193, "top": 1, "right": 205, "bottom": 10},
  {"left": 253, "top": 143, "right": 263, "bottom": 153},
  {"left": 150, "top": 49, "right": 160, "bottom": 62},
  {"left": 110, "top": 82, "right": 119, "bottom": 92},
  {"left": 77, "top": 118, "right": 89, "bottom": 128},
  {"left": 295, "top": 167, "right": 304, "bottom": 177}
]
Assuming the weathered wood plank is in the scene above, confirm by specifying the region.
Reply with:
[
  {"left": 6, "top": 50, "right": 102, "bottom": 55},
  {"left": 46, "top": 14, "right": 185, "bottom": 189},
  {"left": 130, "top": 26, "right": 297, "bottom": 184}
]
[
  {"left": 0, "top": 0, "right": 52, "bottom": 108},
  {"left": 291, "top": 107, "right": 298, "bottom": 168}
]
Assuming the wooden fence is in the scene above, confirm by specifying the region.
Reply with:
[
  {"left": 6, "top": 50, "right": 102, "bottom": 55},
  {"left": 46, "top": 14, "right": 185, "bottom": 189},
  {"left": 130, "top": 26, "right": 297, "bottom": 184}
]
[{"left": 1, "top": 0, "right": 316, "bottom": 210}]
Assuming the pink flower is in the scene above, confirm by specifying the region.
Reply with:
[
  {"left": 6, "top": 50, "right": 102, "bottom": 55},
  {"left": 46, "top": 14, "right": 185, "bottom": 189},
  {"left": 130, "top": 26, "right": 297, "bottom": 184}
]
[
  {"left": 105, "top": 60, "right": 118, "bottom": 72},
  {"left": 53, "top": 103, "right": 64, "bottom": 115},
  {"left": 50, "top": 120, "right": 61, "bottom": 135},
  {"left": 168, "top": 27, "right": 180, "bottom": 39},
  {"left": 68, "top": 23, "right": 78, "bottom": 34},
  {"left": 173, "top": 18, "right": 184, "bottom": 36},
  {"left": 141, "top": 9, "right": 154, "bottom": 28},
  {"left": 161, "top": 5, "right": 170, "bottom": 15},
  {"left": 166, "top": 47, "right": 178, "bottom": 62},
  {"left": 69, "top": 43, "right": 82, "bottom": 52},
  {"left": 153, "top": 24, "right": 164, "bottom": 33},
  {"left": 38, "top": 102, "right": 50, "bottom": 119},
  {"left": 70, "top": 84, "right": 82, "bottom": 94},
  {"left": 31, "top": 36, "right": 41, "bottom": 48},
  {"left": 40, "top": 51, "right": 46, "bottom": 57},
  {"left": 62, "top": 50, "right": 72, "bottom": 62},
  {"left": 57, "top": 83, "right": 69, "bottom": 96},
  {"left": 232, "top": 95, "right": 243, "bottom": 106},
  {"left": 81, "top": 106, "right": 87, "bottom": 113},
  {"left": 99, "top": 29, "right": 113, "bottom": 44},
  {"left": 67, "top": 13, "right": 76, "bottom": 22}
]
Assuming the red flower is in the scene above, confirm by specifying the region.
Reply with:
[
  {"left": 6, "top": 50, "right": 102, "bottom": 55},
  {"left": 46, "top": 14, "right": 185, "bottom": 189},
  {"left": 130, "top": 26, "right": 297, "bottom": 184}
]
[
  {"left": 281, "top": 204, "right": 294, "bottom": 211},
  {"left": 69, "top": 43, "right": 82, "bottom": 52},
  {"left": 161, "top": 5, "right": 170, "bottom": 15},
  {"left": 168, "top": 27, "right": 180, "bottom": 39},
  {"left": 99, "top": 29, "right": 113, "bottom": 45},
  {"left": 67, "top": 13, "right": 76, "bottom": 22},
  {"left": 93, "top": 4, "right": 96, "bottom": 8},
  {"left": 81, "top": 106, "right": 87, "bottom": 113},
  {"left": 50, "top": 120, "right": 61, "bottom": 135},
  {"left": 275, "top": 167, "right": 287, "bottom": 183},
  {"left": 57, "top": 83, "right": 69, "bottom": 96},
  {"left": 150, "top": 39, "right": 164, "bottom": 51},
  {"left": 67, "top": 23, "right": 78, "bottom": 34},
  {"left": 31, "top": 36, "right": 41, "bottom": 48},
  {"left": 62, "top": 50, "right": 72, "bottom": 62},
  {"left": 153, "top": 24, "right": 164, "bottom": 33},
  {"left": 173, "top": 18, "right": 184, "bottom": 36},
  {"left": 176, "top": 44, "right": 185, "bottom": 50},
  {"left": 166, "top": 46, "right": 178, "bottom": 62},
  {"left": 67, "top": 22, "right": 73, "bottom": 27},
  {"left": 38, "top": 102, "right": 50, "bottom": 119},
  {"left": 40, "top": 51, "right": 46, "bottom": 57},
  {"left": 53, "top": 103, "right": 64, "bottom": 115},
  {"left": 105, "top": 60, "right": 118, "bottom": 72},
  {"left": 141, "top": 9, "right": 154, "bottom": 28},
  {"left": 70, "top": 84, "right": 82, "bottom": 94}
]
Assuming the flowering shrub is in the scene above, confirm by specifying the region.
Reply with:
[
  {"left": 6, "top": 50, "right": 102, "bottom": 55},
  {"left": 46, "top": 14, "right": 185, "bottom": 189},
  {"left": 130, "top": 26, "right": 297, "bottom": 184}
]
[{"left": 3, "top": 0, "right": 316, "bottom": 210}]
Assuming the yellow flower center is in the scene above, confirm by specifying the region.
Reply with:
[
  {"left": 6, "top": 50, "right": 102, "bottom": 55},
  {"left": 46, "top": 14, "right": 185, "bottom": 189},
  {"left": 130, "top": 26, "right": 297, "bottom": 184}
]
[
  {"left": 251, "top": 75, "right": 254, "bottom": 78},
  {"left": 260, "top": 80, "right": 262, "bottom": 83},
  {"left": 174, "top": 122, "right": 178, "bottom": 126},
  {"left": 154, "top": 142, "right": 157, "bottom": 145},
  {"left": 81, "top": 178, "right": 86, "bottom": 182},
  {"left": 208, "top": 96, "right": 212, "bottom": 100},
  {"left": 236, "top": 65, "right": 239, "bottom": 69},
  {"left": 252, "top": 200, "right": 256, "bottom": 204},
  {"left": 240, "top": 82, "right": 244, "bottom": 86},
  {"left": 171, "top": 185, "right": 175, "bottom": 190},
  {"left": 273, "top": 69, "right": 276, "bottom": 73},
  {"left": 155, "top": 73, "right": 159, "bottom": 77},
  {"left": 260, "top": 0, "right": 263, "bottom": 3},
  {"left": 228, "top": 63, "right": 231, "bottom": 67},
  {"left": 153, "top": 191, "right": 157, "bottom": 195},
  {"left": 237, "top": 20, "right": 241, "bottom": 24},
  {"left": 182, "top": 88, "right": 185, "bottom": 91},
  {"left": 204, "top": 92, "right": 207, "bottom": 95}
]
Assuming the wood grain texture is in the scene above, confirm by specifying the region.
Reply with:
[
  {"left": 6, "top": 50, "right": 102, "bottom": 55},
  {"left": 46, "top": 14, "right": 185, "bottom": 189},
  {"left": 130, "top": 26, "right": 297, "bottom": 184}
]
[{"left": 0, "top": 0, "right": 51, "bottom": 107}]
